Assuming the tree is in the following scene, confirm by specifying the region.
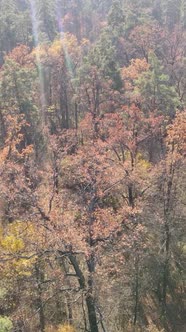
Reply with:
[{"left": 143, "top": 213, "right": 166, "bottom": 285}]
[
  {"left": 31, "top": 0, "right": 57, "bottom": 43},
  {"left": 129, "top": 22, "right": 163, "bottom": 62},
  {"left": 158, "top": 26, "right": 186, "bottom": 107},
  {"left": 163, "top": 0, "right": 182, "bottom": 30},
  {"left": 86, "top": 29, "right": 122, "bottom": 90},
  {"left": 0, "top": 45, "right": 44, "bottom": 158},
  {"left": 135, "top": 53, "right": 180, "bottom": 117},
  {"left": 32, "top": 34, "right": 83, "bottom": 131},
  {"left": 0, "top": 0, "right": 32, "bottom": 64}
]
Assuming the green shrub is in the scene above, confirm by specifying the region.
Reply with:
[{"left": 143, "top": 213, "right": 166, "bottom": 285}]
[{"left": 0, "top": 316, "right": 13, "bottom": 332}]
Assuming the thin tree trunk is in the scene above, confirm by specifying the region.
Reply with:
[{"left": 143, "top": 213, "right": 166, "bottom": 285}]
[
  {"left": 133, "top": 255, "right": 140, "bottom": 325},
  {"left": 161, "top": 166, "right": 174, "bottom": 315},
  {"left": 75, "top": 102, "right": 78, "bottom": 130},
  {"left": 35, "top": 262, "right": 45, "bottom": 332}
]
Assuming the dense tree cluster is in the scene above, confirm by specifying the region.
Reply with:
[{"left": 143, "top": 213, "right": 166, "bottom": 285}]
[{"left": 0, "top": 1, "right": 185, "bottom": 332}]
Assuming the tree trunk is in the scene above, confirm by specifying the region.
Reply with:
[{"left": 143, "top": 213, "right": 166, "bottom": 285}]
[
  {"left": 162, "top": 218, "right": 170, "bottom": 315},
  {"left": 68, "top": 254, "right": 99, "bottom": 332},
  {"left": 86, "top": 294, "right": 99, "bottom": 332},
  {"left": 86, "top": 254, "right": 98, "bottom": 332},
  {"left": 35, "top": 262, "right": 45, "bottom": 332},
  {"left": 161, "top": 170, "right": 173, "bottom": 315},
  {"left": 128, "top": 183, "right": 134, "bottom": 208},
  {"left": 133, "top": 255, "right": 140, "bottom": 325},
  {"left": 75, "top": 102, "right": 78, "bottom": 130}
]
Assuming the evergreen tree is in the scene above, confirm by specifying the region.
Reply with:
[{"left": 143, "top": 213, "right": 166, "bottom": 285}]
[
  {"left": 135, "top": 54, "right": 180, "bottom": 117},
  {"left": 33, "top": 0, "right": 57, "bottom": 43},
  {"left": 0, "top": 0, "right": 32, "bottom": 63}
]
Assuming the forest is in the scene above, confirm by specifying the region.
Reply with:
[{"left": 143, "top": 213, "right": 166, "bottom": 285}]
[{"left": 0, "top": 1, "right": 185, "bottom": 331}]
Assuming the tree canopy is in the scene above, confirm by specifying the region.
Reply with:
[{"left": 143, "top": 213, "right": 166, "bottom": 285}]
[{"left": 0, "top": 1, "right": 185, "bottom": 332}]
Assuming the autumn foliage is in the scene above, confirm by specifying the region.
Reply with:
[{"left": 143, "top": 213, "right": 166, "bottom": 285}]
[{"left": 0, "top": 1, "right": 185, "bottom": 332}]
